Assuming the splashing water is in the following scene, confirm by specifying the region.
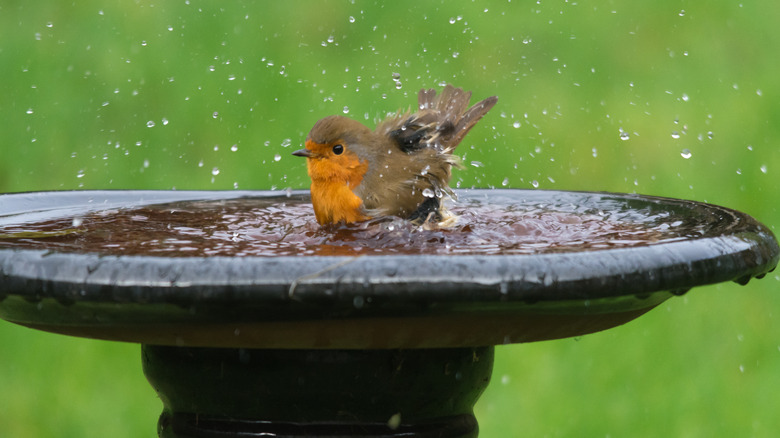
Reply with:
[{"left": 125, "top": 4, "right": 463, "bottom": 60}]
[{"left": 0, "top": 193, "right": 724, "bottom": 258}]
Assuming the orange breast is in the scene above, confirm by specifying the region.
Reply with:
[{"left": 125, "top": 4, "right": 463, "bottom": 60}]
[{"left": 310, "top": 181, "right": 369, "bottom": 224}]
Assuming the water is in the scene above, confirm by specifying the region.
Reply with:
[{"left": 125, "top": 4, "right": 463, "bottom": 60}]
[{"left": 0, "top": 192, "right": 726, "bottom": 258}]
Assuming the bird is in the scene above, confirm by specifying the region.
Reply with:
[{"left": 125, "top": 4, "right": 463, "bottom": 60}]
[{"left": 292, "top": 84, "right": 497, "bottom": 226}]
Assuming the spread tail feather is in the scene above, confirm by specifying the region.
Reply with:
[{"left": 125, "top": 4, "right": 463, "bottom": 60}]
[{"left": 416, "top": 84, "right": 498, "bottom": 152}]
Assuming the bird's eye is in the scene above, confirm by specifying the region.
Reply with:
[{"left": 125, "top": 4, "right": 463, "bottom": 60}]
[{"left": 332, "top": 144, "right": 344, "bottom": 155}]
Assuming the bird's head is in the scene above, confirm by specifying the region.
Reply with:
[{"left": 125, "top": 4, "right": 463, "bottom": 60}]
[{"left": 293, "top": 116, "right": 372, "bottom": 188}]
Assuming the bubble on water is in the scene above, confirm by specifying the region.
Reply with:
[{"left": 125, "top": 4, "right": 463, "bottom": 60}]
[
  {"left": 146, "top": 120, "right": 155, "bottom": 127},
  {"left": 671, "top": 131, "right": 680, "bottom": 139},
  {"left": 680, "top": 149, "right": 692, "bottom": 159},
  {"left": 422, "top": 188, "right": 435, "bottom": 198},
  {"left": 211, "top": 167, "right": 220, "bottom": 176},
  {"left": 274, "top": 154, "right": 282, "bottom": 162}
]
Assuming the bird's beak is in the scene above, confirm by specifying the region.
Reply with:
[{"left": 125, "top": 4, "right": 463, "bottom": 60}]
[{"left": 292, "top": 148, "right": 313, "bottom": 158}]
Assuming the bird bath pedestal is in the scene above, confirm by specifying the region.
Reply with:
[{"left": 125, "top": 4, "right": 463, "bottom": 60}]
[{"left": 0, "top": 189, "right": 777, "bottom": 437}]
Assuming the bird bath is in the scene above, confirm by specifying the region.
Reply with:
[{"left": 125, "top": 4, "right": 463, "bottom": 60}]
[{"left": 0, "top": 189, "right": 777, "bottom": 437}]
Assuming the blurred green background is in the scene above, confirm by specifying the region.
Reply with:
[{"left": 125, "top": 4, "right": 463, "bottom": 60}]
[{"left": 1, "top": 1, "right": 779, "bottom": 437}]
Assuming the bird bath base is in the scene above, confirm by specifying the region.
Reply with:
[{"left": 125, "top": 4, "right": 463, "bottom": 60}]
[
  {"left": 144, "top": 346, "right": 493, "bottom": 438},
  {"left": 0, "top": 189, "right": 777, "bottom": 437}
]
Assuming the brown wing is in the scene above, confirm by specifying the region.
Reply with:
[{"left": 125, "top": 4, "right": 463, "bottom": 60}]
[{"left": 377, "top": 84, "right": 498, "bottom": 153}]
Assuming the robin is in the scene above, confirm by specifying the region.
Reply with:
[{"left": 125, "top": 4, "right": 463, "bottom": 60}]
[{"left": 292, "top": 84, "right": 497, "bottom": 226}]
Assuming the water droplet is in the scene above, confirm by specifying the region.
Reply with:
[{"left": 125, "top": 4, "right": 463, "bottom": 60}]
[
  {"left": 501, "top": 177, "right": 509, "bottom": 186},
  {"left": 281, "top": 138, "right": 292, "bottom": 148},
  {"left": 619, "top": 131, "right": 630, "bottom": 141},
  {"left": 678, "top": 9, "right": 685, "bottom": 16},
  {"left": 422, "top": 188, "right": 435, "bottom": 198},
  {"left": 760, "top": 164, "right": 767, "bottom": 174},
  {"left": 501, "top": 375, "right": 511, "bottom": 385},
  {"left": 420, "top": 165, "right": 430, "bottom": 176},
  {"left": 211, "top": 167, "right": 220, "bottom": 176},
  {"left": 72, "top": 217, "right": 83, "bottom": 227},
  {"left": 591, "top": 148, "right": 598, "bottom": 158},
  {"left": 146, "top": 120, "right": 155, "bottom": 127},
  {"left": 162, "top": 118, "right": 169, "bottom": 126},
  {"left": 342, "top": 106, "right": 350, "bottom": 114},
  {"left": 353, "top": 296, "right": 365, "bottom": 309},
  {"left": 512, "top": 121, "right": 521, "bottom": 128},
  {"left": 392, "top": 72, "right": 401, "bottom": 80},
  {"left": 76, "top": 169, "right": 85, "bottom": 178},
  {"left": 531, "top": 180, "right": 539, "bottom": 188},
  {"left": 143, "top": 159, "right": 150, "bottom": 168},
  {"left": 387, "top": 413, "right": 401, "bottom": 430},
  {"left": 26, "top": 108, "right": 34, "bottom": 114},
  {"left": 348, "top": 16, "right": 356, "bottom": 23},
  {"left": 449, "top": 17, "right": 457, "bottom": 24},
  {"left": 227, "top": 74, "right": 236, "bottom": 81},
  {"left": 671, "top": 131, "right": 680, "bottom": 139},
  {"left": 212, "top": 111, "right": 219, "bottom": 119},
  {"left": 273, "top": 154, "right": 282, "bottom": 162},
  {"left": 198, "top": 160, "right": 204, "bottom": 168},
  {"left": 681, "top": 93, "right": 689, "bottom": 102},
  {"left": 681, "top": 149, "right": 692, "bottom": 159},
  {"left": 46, "top": 22, "right": 54, "bottom": 28},
  {"left": 470, "top": 161, "right": 484, "bottom": 168}
]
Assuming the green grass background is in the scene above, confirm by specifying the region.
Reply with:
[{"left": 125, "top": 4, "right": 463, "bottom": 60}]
[{"left": 1, "top": 1, "right": 779, "bottom": 436}]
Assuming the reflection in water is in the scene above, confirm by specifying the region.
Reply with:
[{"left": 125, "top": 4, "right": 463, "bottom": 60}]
[{"left": 0, "top": 194, "right": 725, "bottom": 257}]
